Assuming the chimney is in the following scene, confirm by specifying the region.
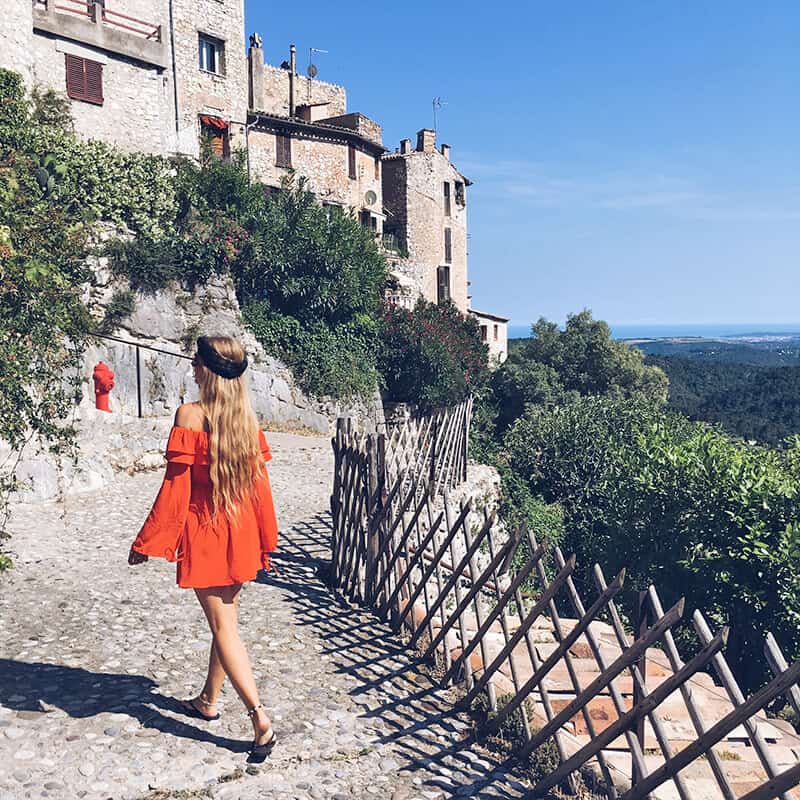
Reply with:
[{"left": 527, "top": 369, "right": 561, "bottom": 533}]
[
  {"left": 440, "top": 143, "right": 450, "bottom": 160},
  {"left": 288, "top": 44, "right": 296, "bottom": 117},
  {"left": 247, "top": 33, "right": 264, "bottom": 111},
  {"left": 399, "top": 138, "right": 411, "bottom": 154},
  {"left": 416, "top": 128, "right": 435, "bottom": 153}
]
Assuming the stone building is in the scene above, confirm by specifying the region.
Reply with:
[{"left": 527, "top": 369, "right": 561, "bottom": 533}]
[
  {"left": 469, "top": 309, "right": 509, "bottom": 365},
  {"left": 246, "top": 41, "right": 386, "bottom": 233},
  {"left": 1, "top": 0, "right": 247, "bottom": 156},
  {"left": 381, "top": 130, "right": 471, "bottom": 313}
]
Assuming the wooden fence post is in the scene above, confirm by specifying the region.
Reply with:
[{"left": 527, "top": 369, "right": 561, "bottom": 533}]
[{"left": 632, "top": 589, "right": 649, "bottom": 785}]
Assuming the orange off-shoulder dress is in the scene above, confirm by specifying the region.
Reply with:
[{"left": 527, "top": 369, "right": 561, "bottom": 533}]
[{"left": 131, "top": 426, "right": 279, "bottom": 589}]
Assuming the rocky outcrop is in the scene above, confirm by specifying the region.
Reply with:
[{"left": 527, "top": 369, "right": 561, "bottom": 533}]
[{"left": 84, "top": 245, "right": 384, "bottom": 434}]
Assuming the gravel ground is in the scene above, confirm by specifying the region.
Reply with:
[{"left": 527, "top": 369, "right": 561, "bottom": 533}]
[{"left": 0, "top": 431, "right": 530, "bottom": 800}]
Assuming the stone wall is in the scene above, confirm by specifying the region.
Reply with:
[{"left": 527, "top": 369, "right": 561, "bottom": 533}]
[
  {"left": 0, "top": 0, "right": 34, "bottom": 84},
  {"left": 253, "top": 58, "right": 347, "bottom": 117},
  {"left": 171, "top": 0, "right": 248, "bottom": 157},
  {"left": 248, "top": 128, "right": 383, "bottom": 221},
  {"left": 30, "top": 32, "right": 173, "bottom": 154},
  {"left": 84, "top": 248, "right": 384, "bottom": 434}
]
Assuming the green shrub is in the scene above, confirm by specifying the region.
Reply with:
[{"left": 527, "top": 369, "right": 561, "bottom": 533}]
[
  {"left": 243, "top": 301, "right": 379, "bottom": 400},
  {"left": 378, "top": 299, "right": 489, "bottom": 408},
  {"left": 505, "top": 396, "right": 800, "bottom": 692}
]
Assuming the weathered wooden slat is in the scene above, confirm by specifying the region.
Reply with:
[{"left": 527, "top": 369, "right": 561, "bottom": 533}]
[
  {"left": 765, "top": 632, "right": 800, "bottom": 720},
  {"left": 481, "top": 567, "right": 626, "bottom": 737},
  {"left": 421, "top": 524, "right": 519, "bottom": 660},
  {"left": 693, "top": 610, "right": 792, "bottom": 800},
  {"left": 591, "top": 570, "right": 692, "bottom": 800},
  {"left": 405, "top": 502, "right": 491, "bottom": 645},
  {"left": 518, "top": 597, "right": 684, "bottom": 760},
  {"left": 461, "top": 554, "right": 577, "bottom": 707},
  {"left": 533, "top": 626, "right": 730, "bottom": 797},
  {"left": 645, "top": 584, "right": 736, "bottom": 800},
  {"left": 736, "top": 763, "right": 800, "bottom": 800},
  {"left": 439, "top": 540, "right": 543, "bottom": 685},
  {"left": 375, "top": 491, "right": 439, "bottom": 609},
  {"left": 619, "top": 657, "right": 800, "bottom": 800},
  {"left": 483, "top": 523, "right": 531, "bottom": 741}
]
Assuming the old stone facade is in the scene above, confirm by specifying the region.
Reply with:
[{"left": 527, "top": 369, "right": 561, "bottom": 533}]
[
  {"left": 2, "top": 0, "right": 246, "bottom": 157},
  {"left": 470, "top": 309, "right": 509, "bottom": 365},
  {"left": 246, "top": 42, "right": 385, "bottom": 232},
  {"left": 382, "top": 130, "right": 471, "bottom": 313}
]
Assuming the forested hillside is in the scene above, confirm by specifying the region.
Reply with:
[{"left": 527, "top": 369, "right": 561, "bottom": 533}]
[{"left": 647, "top": 355, "right": 800, "bottom": 444}]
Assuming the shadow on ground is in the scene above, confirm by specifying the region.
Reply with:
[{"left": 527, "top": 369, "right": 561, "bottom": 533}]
[{"left": 263, "top": 512, "right": 528, "bottom": 799}]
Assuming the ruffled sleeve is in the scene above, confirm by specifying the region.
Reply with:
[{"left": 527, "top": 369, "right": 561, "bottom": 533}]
[
  {"left": 254, "top": 430, "right": 278, "bottom": 569},
  {"left": 130, "top": 427, "right": 195, "bottom": 561},
  {"left": 258, "top": 429, "right": 272, "bottom": 463}
]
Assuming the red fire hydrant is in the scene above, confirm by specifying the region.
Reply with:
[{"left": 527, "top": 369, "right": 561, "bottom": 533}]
[{"left": 93, "top": 361, "right": 115, "bottom": 412}]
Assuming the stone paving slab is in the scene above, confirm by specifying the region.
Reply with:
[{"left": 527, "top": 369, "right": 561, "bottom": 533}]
[{"left": 0, "top": 431, "right": 531, "bottom": 800}]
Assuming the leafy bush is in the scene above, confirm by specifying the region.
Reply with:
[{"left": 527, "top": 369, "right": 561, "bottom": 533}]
[
  {"left": 378, "top": 300, "right": 489, "bottom": 408},
  {"left": 0, "top": 70, "right": 93, "bottom": 563},
  {"left": 505, "top": 396, "right": 800, "bottom": 692},
  {"left": 242, "top": 301, "right": 379, "bottom": 400}
]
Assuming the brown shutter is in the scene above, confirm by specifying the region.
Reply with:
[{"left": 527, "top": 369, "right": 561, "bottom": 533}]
[
  {"left": 65, "top": 54, "right": 86, "bottom": 100},
  {"left": 65, "top": 54, "right": 103, "bottom": 105},
  {"left": 348, "top": 144, "right": 357, "bottom": 179},
  {"left": 84, "top": 59, "right": 103, "bottom": 104},
  {"left": 276, "top": 134, "right": 292, "bottom": 167},
  {"left": 444, "top": 181, "right": 451, "bottom": 216},
  {"left": 444, "top": 227, "right": 452, "bottom": 263}
]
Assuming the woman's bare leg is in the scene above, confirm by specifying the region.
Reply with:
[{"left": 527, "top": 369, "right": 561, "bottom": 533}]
[{"left": 194, "top": 585, "right": 272, "bottom": 742}]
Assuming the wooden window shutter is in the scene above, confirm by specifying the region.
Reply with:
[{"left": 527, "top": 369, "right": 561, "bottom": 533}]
[
  {"left": 437, "top": 266, "right": 451, "bottom": 304},
  {"left": 444, "top": 227, "right": 452, "bottom": 263},
  {"left": 65, "top": 54, "right": 103, "bottom": 105},
  {"left": 85, "top": 59, "right": 103, "bottom": 104},
  {"left": 348, "top": 144, "right": 357, "bottom": 179},
  {"left": 276, "top": 133, "right": 291, "bottom": 167}
]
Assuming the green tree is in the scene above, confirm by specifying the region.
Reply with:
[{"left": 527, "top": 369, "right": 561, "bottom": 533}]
[{"left": 492, "top": 310, "right": 668, "bottom": 430}]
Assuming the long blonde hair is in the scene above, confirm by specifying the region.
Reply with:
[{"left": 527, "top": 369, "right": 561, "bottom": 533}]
[{"left": 194, "top": 336, "right": 263, "bottom": 515}]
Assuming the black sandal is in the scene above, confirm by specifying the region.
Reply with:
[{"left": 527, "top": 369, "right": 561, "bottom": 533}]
[
  {"left": 178, "top": 696, "right": 221, "bottom": 721},
  {"left": 247, "top": 703, "right": 277, "bottom": 763}
]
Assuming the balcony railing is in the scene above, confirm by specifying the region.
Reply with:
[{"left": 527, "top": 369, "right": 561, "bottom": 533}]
[{"left": 34, "top": 0, "right": 161, "bottom": 42}]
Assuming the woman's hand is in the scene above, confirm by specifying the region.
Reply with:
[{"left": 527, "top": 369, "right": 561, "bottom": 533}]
[{"left": 128, "top": 547, "right": 148, "bottom": 566}]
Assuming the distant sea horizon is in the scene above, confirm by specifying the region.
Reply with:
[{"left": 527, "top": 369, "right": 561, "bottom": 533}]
[{"left": 508, "top": 322, "right": 800, "bottom": 341}]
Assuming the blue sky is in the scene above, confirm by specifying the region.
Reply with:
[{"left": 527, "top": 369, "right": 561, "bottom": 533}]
[{"left": 245, "top": 2, "right": 800, "bottom": 327}]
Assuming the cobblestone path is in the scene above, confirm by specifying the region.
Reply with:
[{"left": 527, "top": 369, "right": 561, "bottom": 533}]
[{"left": 0, "top": 432, "right": 528, "bottom": 800}]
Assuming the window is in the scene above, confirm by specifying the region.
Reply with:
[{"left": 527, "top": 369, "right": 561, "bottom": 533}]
[
  {"left": 437, "top": 266, "right": 451, "bottom": 304},
  {"left": 480, "top": 325, "right": 488, "bottom": 342},
  {"left": 455, "top": 180, "right": 465, "bottom": 206},
  {"left": 444, "top": 227, "right": 452, "bottom": 263},
  {"left": 275, "top": 133, "right": 292, "bottom": 168},
  {"left": 360, "top": 210, "right": 377, "bottom": 231},
  {"left": 374, "top": 157, "right": 380, "bottom": 181},
  {"left": 200, "top": 115, "right": 229, "bottom": 159},
  {"left": 348, "top": 144, "right": 357, "bottom": 180},
  {"left": 493, "top": 324, "right": 499, "bottom": 341},
  {"left": 65, "top": 54, "right": 103, "bottom": 105},
  {"left": 198, "top": 33, "right": 224, "bottom": 74},
  {"left": 443, "top": 182, "right": 451, "bottom": 216}
]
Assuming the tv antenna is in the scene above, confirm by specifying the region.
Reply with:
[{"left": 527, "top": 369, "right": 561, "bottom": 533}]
[
  {"left": 308, "top": 47, "right": 328, "bottom": 78},
  {"left": 432, "top": 96, "right": 447, "bottom": 132}
]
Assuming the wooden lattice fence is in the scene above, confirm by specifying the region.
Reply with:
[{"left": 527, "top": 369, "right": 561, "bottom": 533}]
[{"left": 329, "top": 417, "right": 800, "bottom": 800}]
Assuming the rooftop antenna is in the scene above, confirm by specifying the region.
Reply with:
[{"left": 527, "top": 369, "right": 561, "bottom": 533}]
[
  {"left": 307, "top": 47, "right": 328, "bottom": 102},
  {"left": 432, "top": 96, "right": 447, "bottom": 133}
]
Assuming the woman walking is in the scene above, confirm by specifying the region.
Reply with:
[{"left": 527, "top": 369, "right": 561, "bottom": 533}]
[{"left": 128, "top": 335, "right": 279, "bottom": 760}]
